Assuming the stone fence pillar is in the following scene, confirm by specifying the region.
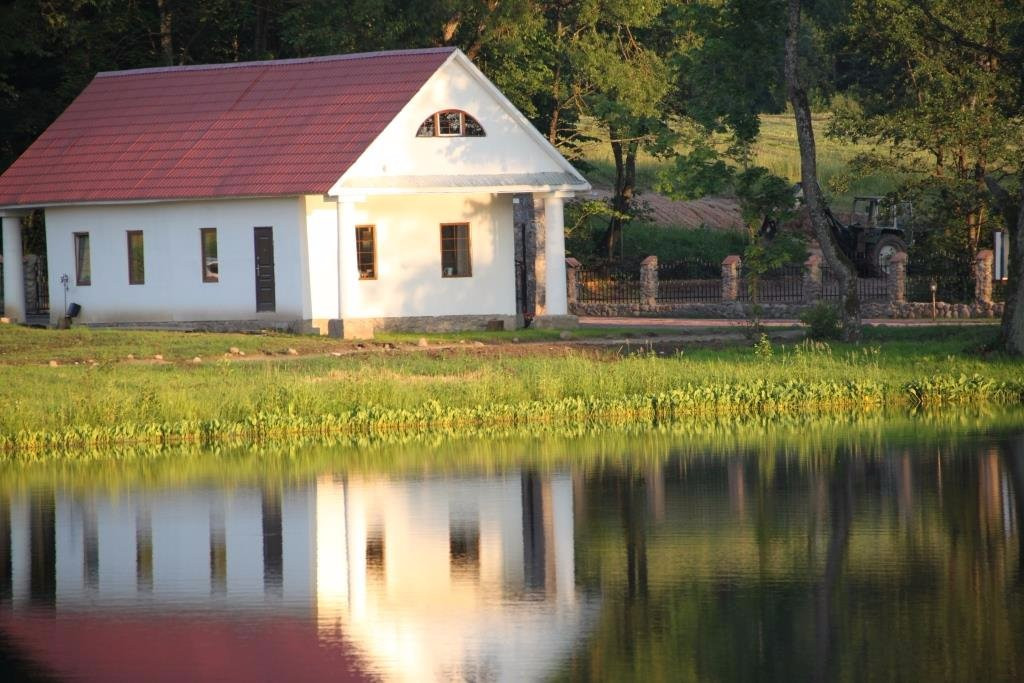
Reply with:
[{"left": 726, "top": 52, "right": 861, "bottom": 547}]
[
  {"left": 640, "top": 255, "right": 658, "bottom": 308},
  {"left": 722, "top": 255, "right": 741, "bottom": 302},
  {"left": 802, "top": 253, "right": 822, "bottom": 304},
  {"left": 974, "top": 249, "right": 993, "bottom": 305},
  {"left": 888, "top": 251, "right": 907, "bottom": 305},
  {"left": 565, "top": 257, "right": 580, "bottom": 306}
]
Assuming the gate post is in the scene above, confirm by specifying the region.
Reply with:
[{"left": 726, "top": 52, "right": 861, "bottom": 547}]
[
  {"left": 802, "top": 253, "right": 822, "bottom": 304},
  {"left": 640, "top": 255, "right": 658, "bottom": 308},
  {"left": 974, "top": 250, "right": 993, "bottom": 305},
  {"left": 565, "top": 257, "right": 580, "bottom": 307},
  {"left": 888, "top": 251, "right": 907, "bottom": 305},
  {"left": 721, "top": 255, "right": 741, "bottom": 302}
]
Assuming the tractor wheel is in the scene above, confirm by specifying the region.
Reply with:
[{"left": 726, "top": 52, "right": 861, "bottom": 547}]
[{"left": 870, "top": 234, "right": 907, "bottom": 276}]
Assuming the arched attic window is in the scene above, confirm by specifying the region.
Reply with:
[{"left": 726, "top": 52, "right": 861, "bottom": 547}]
[{"left": 416, "top": 110, "right": 485, "bottom": 137}]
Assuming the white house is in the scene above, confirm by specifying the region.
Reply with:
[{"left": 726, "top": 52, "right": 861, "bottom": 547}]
[{"left": 0, "top": 47, "right": 589, "bottom": 337}]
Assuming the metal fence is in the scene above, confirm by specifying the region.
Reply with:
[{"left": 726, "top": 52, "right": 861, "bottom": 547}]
[
  {"left": 821, "top": 266, "right": 889, "bottom": 302},
  {"left": 576, "top": 263, "right": 642, "bottom": 304},
  {"left": 27, "top": 255, "right": 48, "bottom": 315},
  {"left": 906, "top": 269, "right": 972, "bottom": 304},
  {"left": 739, "top": 263, "right": 804, "bottom": 303},
  {"left": 657, "top": 259, "right": 720, "bottom": 303}
]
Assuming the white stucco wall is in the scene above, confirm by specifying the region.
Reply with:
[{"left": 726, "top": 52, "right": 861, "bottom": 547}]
[
  {"left": 303, "top": 195, "right": 340, "bottom": 321},
  {"left": 341, "top": 58, "right": 569, "bottom": 183},
  {"left": 335, "top": 192, "right": 517, "bottom": 319},
  {"left": 44, "top": 198, "right": 305, "bottom": 324}
]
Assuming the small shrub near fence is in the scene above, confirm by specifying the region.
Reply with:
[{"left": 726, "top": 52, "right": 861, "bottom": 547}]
[
  {"left": 821, "top": 266, "right": 889, "bottom": 302},
  {"left": 739, "top": 264, "right": 804, "bottom": 303},
  {"left": 577, "top": 263, "right": 641, "bottom": 304},
  {"left": 657, "top": 259, "right": 720, "bottom": 303}
]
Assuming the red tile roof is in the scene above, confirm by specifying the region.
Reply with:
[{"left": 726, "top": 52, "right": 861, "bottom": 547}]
[{"left": 0, "top": 48, "right": 455, "bottom": 207}]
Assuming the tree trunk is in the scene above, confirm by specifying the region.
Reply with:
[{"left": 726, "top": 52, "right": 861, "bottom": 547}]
[
  {"left": 603, "top": 129, "right": 637, "bottom": 259},
  {"left": 1000, "top": 174, "right": 1024, "bottom": 353},
  {"left": 784, "top": 0, "right": 861, "bottom": 341},
  {"left": 156, "top": 0, "right": 174, "bottom": 66},
  {"left": 253, "top": 1, "right": 269, "bottom": 57}
]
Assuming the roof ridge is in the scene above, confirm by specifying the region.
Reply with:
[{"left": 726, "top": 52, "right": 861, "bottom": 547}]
[{"left": 95, "top": 46, "right": 457, "bottom": 78}]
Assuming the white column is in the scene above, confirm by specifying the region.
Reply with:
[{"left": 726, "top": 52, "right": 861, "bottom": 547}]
[
  {"left": 336, "top": 198, "right": 360, "bottom": 320},
  {"left": 1, "top": 214, "right": 25, "bottom": 322},
  {"left": 543, "top": 194, "right": 568, "bottom": 316}
]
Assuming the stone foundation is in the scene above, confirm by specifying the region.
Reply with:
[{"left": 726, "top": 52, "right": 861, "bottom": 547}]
[
  {"left": 531, "top": 314, "right": 579, "bottom": 330},
  {"left": 872, "top": 301, "right": 1006, "bottom": 319},
  {"left": 80, "top": 319, "right": 299, "bottom": 333}
]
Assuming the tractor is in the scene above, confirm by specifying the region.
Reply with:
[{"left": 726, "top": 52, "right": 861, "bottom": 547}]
[
  {"left": 760, "top": 190, "right": 914, "bottom": 276},
  {"left": 825, "top": 196, "right": 912, "bottom": 276}
]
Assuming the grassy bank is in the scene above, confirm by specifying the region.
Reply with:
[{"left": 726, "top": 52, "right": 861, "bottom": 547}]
[
  {"left": 3, "top": 405, "right": 1021, "bottom": 488},
  {"left": 0, "top": 324, "right": 1020, "bottom": 456}
]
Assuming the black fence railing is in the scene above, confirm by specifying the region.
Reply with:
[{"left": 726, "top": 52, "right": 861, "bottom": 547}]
[
  {"left": 27, "top": 256, "right": 48, "bottom": 315},
  {"left": 739, "top": 264, "right": 804, "bottom": 303},
  {"left": 906, "top": 269, "right": 972, "bottom": 304},
  {"left": 821, "top": 267, "right": 889, "bottom": 302},
  {"left": 656, "top": 259, "right": 720, "bottom": 303},
  {"left": 576, "top": 263, "right": 641, "bottom": 304}
]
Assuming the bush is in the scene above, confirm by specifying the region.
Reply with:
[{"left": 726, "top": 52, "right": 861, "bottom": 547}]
[
  {"left": 565, "top": 217, "right": 747, "bottom": 264},
  {"left": 799, "top": 303, "right": 842, "bottom": 340}
]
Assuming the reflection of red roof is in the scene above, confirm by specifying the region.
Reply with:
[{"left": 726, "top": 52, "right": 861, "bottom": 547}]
[
  {"left": 0, "top": 48, "right": 454, "bottom": 207},
  {"left": 0, "top": 612, "right": 370, "bottom": 682}
]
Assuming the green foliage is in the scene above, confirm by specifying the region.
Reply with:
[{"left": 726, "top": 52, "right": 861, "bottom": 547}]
[
  {"left": 827, "top": 0, "right": 1024, "bottom": 259},
  {"left": 564, "top": 216, "right": 745, "bottom": 264},
  {"left": 799, "top": 303, "right": 842, "bottom": 340},
  {"left": 0, "top": 324, "right": 1020, "bottom": 456},
  {"left": 753, "top": 334, "right": 774, "bottom": 359}
]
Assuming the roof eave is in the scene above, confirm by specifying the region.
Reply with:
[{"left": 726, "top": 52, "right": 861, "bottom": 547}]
[{"left": 330, "top": 182, "right": 592, "bottom": 199}]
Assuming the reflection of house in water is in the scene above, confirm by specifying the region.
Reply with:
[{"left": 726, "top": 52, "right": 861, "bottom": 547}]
[
  {"left": 316, "top": 472, "right": 593, "bottom": 681},
  {"left": 0, "top": 472, "right": 594, "bottom": 681}
]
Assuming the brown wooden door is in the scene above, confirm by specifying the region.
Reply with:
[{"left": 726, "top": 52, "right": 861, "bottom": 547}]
[{"left": 253, "top": 227, "right": 275, "bottom": 312}]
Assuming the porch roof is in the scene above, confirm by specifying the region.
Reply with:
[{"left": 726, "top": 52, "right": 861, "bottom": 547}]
[{"left": 333, "top": 171, "right": 590, "bottom": 197}]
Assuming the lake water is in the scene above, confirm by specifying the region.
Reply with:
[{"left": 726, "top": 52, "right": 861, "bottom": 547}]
[{"left": 1, "top": 410, "right": 1023, "bottom": 681}]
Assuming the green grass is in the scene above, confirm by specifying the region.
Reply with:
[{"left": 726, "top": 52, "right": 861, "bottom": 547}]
[
  {"left": 0, "top": 323, "right": 676, "bottom": 365},
  {"left": 0, "top": 324, "right": 1020, "bottom": 456},
  {"left": 373, "top": 326, "right": 665, "bottom": 344},
  {"left": 578, "top": 114, "right": 901, "bottom": 208},
  {"left": 3, "top": 405, "right": 1021, "bottom": 486}
]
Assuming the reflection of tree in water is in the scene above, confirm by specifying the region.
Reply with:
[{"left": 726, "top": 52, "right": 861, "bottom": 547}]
[
  {"left": 813, "top": 456, "right": 852, "bottom": 683},
  {"left": 1002, "top": 435, "right": 1024, "bottom": 587},
  {"left": 620, "top": 469, "right": 648, "bottom": 600},
  {"left": 561, "top": 439, "right": 1024, "bottom": 681}
]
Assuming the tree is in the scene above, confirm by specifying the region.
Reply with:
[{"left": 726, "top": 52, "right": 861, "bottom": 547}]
[
  {"left": 829, "top": 0, "right": 1021, "bottom": 278},
  {"left": 830, "top": 0, "right": 1024, "bottom": 352},
  {"left": 560, "top": 0, "right": 676, "bottom": 259},
  {"left": 785, "top": 0, "right": 862, "bottom": 341}
]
